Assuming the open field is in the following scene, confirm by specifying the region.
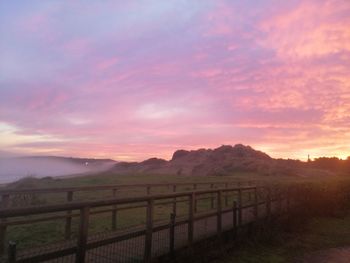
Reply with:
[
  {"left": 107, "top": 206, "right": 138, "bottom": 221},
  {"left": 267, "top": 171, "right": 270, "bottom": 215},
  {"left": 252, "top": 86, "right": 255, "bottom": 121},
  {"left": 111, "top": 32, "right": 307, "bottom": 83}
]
[
  {"left": 6, "top": 170, "right": 350, "bottom": 190},
  {"left": 3, "top": 171, "right": 350, "bottom": 210}
]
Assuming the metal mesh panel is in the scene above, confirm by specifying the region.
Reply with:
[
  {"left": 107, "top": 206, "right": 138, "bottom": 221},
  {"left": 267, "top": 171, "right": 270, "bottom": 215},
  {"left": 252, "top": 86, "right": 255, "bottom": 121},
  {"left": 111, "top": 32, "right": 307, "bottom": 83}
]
[
  {"left": 258, "top": 202, "right": 267, "bottom": 218},
  {"left": 151, "top": 228, "right": 169, "bottom": 258},
  {"left": 86, "top": 234, "right": 144, "bottom": 263},
  {"left": 174, "top": 223, "right": 188, "bottom": 250},
  {"left": 222, "top": 210, "right": 234, "bottom": 231},
  {"left": 42, "top": 254, "right": 76, "bottom": 263},
  {"left": 242, "top": 206, "right": 255, "bottom": 224},
  {"left": 270, "top": 199, "right": 279, "bottom": 214},
  {"left": 194, "top": 216, "right": 217, "bottom": 242}
]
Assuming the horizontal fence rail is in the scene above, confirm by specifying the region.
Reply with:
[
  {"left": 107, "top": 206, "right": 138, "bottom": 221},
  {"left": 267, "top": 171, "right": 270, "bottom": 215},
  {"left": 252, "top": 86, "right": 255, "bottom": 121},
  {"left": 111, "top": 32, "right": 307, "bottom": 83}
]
[
  {"left": 0, "top": 184, "right": 294, "bottom": 263},
  {"left": 0, "top": 181, "right": 256, "bottom": 196}
]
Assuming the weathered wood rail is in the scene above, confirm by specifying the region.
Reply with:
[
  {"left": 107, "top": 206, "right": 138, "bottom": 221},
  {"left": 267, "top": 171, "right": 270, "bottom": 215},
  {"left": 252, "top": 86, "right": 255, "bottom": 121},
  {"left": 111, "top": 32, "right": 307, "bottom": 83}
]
[
  {"left": 0, "top": 181, "right": 255, "bottom": 197},
  {"left": 0, "top": 184, "right": 292, "bottom": 263}
]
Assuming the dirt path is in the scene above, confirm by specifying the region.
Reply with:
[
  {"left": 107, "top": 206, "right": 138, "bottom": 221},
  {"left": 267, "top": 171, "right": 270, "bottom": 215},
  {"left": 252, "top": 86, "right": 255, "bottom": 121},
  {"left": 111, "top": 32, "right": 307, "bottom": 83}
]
[{"left": 297, "top": 247, "right": 350, "bottom": 263}]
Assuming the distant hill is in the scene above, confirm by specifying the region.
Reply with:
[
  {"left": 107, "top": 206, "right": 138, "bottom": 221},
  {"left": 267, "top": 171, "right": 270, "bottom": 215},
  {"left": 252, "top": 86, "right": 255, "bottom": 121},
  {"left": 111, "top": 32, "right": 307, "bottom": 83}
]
[
  {"left": 2, "top": 146, "right": 345, "bottom": 184},
  {"left": 112, "top": 144, "right": 333, "bottom": 177},
  {"left": 0, "top": 156, "right": 116, "bottom": 184}
]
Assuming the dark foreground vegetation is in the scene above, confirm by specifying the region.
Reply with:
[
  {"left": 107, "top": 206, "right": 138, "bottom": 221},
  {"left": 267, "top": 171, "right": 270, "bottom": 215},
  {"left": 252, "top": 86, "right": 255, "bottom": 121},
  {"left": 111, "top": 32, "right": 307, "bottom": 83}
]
[
  {"left": 168, "top": 180, "right": 350, "bottom": 263},
  {"left": 309, "top": 156, "right": 350, "bottom": 174},
  {"left": 215, "top": 214, "right": 350, "bottom": 263}
]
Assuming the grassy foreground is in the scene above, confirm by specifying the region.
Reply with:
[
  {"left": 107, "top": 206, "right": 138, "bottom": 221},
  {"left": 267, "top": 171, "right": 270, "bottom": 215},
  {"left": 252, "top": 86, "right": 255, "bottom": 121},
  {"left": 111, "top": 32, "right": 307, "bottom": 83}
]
[
  {"left": 3, "top": 171, "right": 350, "bottom": 253},
  {"left": 4, "top": 172, "right": 259, "bottom": 250},
  {"left": 212, "top": 213, "right": 350, "bottom": 263}
]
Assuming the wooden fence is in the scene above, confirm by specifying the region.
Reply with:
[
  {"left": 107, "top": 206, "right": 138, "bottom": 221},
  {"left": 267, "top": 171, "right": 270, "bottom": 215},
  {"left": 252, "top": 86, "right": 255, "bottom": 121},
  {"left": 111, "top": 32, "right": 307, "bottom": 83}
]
[
  {"left": 0, "top": 180, "right": 256, "bottom": 255},
  {"left": 0, "top": 184, "right": 291, "bottom": 263}
]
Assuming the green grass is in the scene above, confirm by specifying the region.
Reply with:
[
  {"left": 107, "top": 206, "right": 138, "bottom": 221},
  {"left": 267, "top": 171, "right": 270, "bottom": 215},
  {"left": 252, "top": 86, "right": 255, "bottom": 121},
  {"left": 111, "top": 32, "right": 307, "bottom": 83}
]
[
  {"left": 7, "top": 171, "right": 350, "bottom": 190},
  {"left": 4, "top": 172, "right": 258, "bottom": 205},
  {"left": 3, "top": 171, "right": 350, "bottom": 253},
  {"left": 214, "top": 214, "right": 350, "bottom": 263}
]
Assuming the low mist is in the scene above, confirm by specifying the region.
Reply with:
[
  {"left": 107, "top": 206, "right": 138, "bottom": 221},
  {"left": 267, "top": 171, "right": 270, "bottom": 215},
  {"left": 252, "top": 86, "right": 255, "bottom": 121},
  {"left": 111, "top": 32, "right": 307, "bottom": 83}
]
[{"left": 0, "top": 156, "right": 116, "bottom": 184}]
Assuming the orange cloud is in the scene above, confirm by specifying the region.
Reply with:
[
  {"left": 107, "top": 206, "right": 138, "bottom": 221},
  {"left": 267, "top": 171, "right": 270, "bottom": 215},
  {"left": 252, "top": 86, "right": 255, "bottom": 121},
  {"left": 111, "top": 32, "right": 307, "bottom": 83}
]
[{"left": 259, "top": 0, "right": 350, "bottom": 58}]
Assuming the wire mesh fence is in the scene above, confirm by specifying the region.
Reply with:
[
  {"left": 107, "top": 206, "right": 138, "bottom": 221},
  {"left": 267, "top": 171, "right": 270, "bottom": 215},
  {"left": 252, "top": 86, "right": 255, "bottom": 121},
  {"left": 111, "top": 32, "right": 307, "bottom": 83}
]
[
  {"left": 173, "top": 222, "right": 188, "bottom": 251},
  {"left": 0, "top": 185, "right": 295, "bottom": 263},
  {"left": 151, "top": 228, "right": 170, "bottom": 258},
  {"left": 194, "top": 216, "right": 217, "bottom": 242},
  {"left": 87, "top": 232, "right": 144, "bottom": 263}
]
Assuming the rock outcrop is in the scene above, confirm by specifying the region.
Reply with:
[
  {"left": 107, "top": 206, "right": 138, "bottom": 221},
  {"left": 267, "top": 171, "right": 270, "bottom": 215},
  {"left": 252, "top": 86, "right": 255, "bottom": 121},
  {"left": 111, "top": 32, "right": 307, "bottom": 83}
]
[{"left": 112, "top": 144, "right": 326, "bottom": 176}]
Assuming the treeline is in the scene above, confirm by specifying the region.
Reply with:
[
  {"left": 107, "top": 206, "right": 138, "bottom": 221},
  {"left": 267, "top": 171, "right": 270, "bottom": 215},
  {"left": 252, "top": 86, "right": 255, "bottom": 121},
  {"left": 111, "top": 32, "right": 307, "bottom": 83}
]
[{"left": 308, "top": 157, "right": 350, "bottom": 173}]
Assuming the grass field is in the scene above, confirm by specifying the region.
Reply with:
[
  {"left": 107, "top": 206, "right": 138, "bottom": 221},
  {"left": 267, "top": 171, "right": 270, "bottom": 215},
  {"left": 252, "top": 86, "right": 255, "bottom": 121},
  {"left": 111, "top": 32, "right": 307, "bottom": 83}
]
[
  {"left": 4, "top": 171, "right": 350, "bottom": 208},
  {"left": 6, "top": 170, "right": 350, "bottom": 191},
  {"left": 2, "top": 171, "right": 350, "bottom": 254},
  {"left": 3, "top": 172, "right": 256, "bottom": 251}
]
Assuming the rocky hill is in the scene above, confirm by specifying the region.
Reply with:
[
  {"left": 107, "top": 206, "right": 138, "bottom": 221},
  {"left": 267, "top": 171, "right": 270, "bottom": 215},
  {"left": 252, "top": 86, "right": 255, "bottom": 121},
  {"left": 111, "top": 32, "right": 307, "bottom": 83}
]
[{"left": 112, "top": 144, "right": 331, "bottom": 177}]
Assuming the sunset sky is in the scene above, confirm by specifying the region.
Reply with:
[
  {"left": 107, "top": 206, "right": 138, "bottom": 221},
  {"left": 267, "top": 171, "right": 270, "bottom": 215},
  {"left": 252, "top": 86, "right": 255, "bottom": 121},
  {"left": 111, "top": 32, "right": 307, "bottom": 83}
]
[{"left": 0, "top": 0, "right": 349, "bottom": 161}]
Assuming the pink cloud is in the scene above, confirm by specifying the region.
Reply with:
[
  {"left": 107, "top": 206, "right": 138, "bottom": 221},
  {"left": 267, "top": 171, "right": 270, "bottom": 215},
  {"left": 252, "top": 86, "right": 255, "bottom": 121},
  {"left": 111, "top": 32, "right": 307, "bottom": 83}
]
[{"left": 259, "top": 0, "right": 350, "bottom": 58}]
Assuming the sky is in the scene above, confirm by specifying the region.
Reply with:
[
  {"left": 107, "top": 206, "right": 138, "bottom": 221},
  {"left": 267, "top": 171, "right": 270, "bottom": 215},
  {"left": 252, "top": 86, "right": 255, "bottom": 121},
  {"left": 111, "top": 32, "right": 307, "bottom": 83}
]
[{"left": 0, "top": 0, "right": 349, "bottom": 161}]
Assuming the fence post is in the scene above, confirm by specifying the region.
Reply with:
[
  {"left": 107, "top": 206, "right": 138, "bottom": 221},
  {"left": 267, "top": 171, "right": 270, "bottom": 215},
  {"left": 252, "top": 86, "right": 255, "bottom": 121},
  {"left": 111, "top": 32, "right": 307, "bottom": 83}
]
[
  {"left": 210, "top": 184, "right": 215, "bottom": 209},
  {"left": 217, "top": 191, "right": 222, "bottom": 238},
  {"left": 76, "top": 206, "right": 90, "bottom": 263},
  {"left": 147, "top": 186, "right": 151, "bottom": 195},
  {"left": 169, "top": 213, "right": 176, "bottom": 258},
  {"left": 112, "top": 188, "right": 118, "bottom": 230},
  {"left": 266, "top": 188, "right": 271, "bottom": 218},
  {"left": 144, "top": 198, "right": 154, "bottom": 263},
  {"left": 232, "top": 201, "right": 237, "bottom": 238},
  {"left": 0, "top": 194, "right": 10, "bottom": 255},
  {"left": 8, "top": 241, "right": 16, "bottom": 263},
  {"left": 188, "top": 193, "right": 195, "bottom": 246},
  {"left": 286, "top": 187, "right": 291, "bottom": 213},
  {"left": 194, "top": 184, "right": 198, "bottom": 213},
  {"left": 238, "top": 189, "right": 242, "bottom": 226},
  {"left": 225, "top": 183, "right": 229, "bottom": 207},
  {"left": 254, "top": 187, "right": 258, "bottom": 221},
  {"left": 173, "top": 185, "right": 177, "bottom": 215},
  {"left": 278, "top": 189, "right": 283, "bottom": 214},
  {"left": 65, "top": 191, "right": 73, "bottom": 240}
]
